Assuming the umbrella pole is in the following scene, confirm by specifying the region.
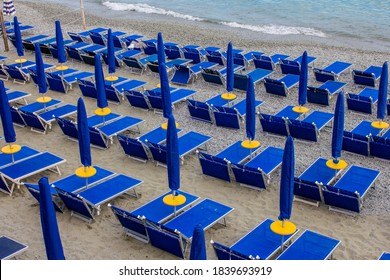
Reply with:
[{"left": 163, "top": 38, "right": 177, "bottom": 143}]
[
  {"left": 280, "top": 220, "right": 285, "bottom": 252},
  {"left": 10, "top": 143, "right": 15, "bottom": 163}
]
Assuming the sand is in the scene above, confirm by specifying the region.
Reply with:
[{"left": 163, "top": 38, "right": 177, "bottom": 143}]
[{"left": 0, "top": 1, "right": 389, "bottom": 260}]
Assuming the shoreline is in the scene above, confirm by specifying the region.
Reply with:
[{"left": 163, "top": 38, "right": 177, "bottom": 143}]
[{"left": 0, "top": 1, "right": 389, "bottom": 260}]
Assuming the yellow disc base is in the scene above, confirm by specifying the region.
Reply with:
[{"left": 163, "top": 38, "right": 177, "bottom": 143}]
[
  {"left": 270, "top": 220, "right": 296, "bottom": 235},
  {"left": 15, "top": 58, "right": 27, "bottom": 63},
  {"left": 292, "top": 106, "right": 309, "bottom": 113},
  {"left": 56, "top": 65, "right": 69, "bottom": 71},
  {"left": 161, "top": 122, "right": 179, "bottom": 130},
  {"left": 221, "top": 93, "right": 237, "bottom": 100},
  {"left": 241, "top": 139, "right": 261, "bottom": 149},
  {"left": 36, "top": 96, "right": 52, "bottom": 103},
  {"left": 75, "top": 166, "right": 97, "bottom": 178},
  {"left": 163, "top": 194, "right": 186, "bottom": 206},
  {"left": 105, "top": 75, "right": 119, "bottom": 82},
  {"left": 1, "top": 144, "right": 21, "bottom": 154},
  {"left": 326, "top": 159, "right": 347, "bottom": 170},
  {"left": 156, "top": 83, "right": 172, "bottom": 88},
  {"left": 94, "top": 107, "right": 111, "bottom": 116},
  {"left": 371, "top": 121, "right": 389, "bottom": 129}
]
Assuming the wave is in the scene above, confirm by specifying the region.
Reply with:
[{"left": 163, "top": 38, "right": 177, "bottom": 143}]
[{"left": 102, "top": 1, "right": 326, "bottom": 37}]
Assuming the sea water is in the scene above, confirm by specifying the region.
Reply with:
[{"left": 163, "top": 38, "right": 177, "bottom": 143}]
[{"left": 26, "top": 0, "right": 390, "bottom": 50}]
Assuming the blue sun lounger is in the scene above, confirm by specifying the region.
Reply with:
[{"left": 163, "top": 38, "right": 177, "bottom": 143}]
[
  {"left": 280, "top": 55, "right": 317, "bottom": 75},
  {"left": 212, "top": 218, "right": 298, "bottom": 260},
  {"left": 0, "top": 236, "right": 28, "bottom": 260},
  {"left": 201, "top": 64, "right": 244, "bottom": 86},
  {"left": 19, "top": 35, "right": 50, "bottom": 51},
  {"left": 379, "top": 252, "right": 390, "bottom": 260},
  {"left": 118, "top": 126, "right": 182, "bottom": 162},
  {"left": 181, "top": 45, "right": 206, "bottom": 64},
  {"left": 122, "top": 54, "right": 158, "bottom": 74},
  {"left": 264, "top": 74, "right": 300, "bottom": 97},
  {"left": 231, "top": 146, "right": 284, "bottom": 190},
  {"left": 233, "top": 51, "right": 263, "bottom": 68},
  {"left": 307, "top": 80, "right": 347, "bottom": 106},
  {"left": 0, "top": 146, "right": 39, "bottom": 168},
  {"left": 79, "top": 45, "right": 106, "bottom": 65},
  {"left": 351, "top": 120, "right": 383, "bottom": 137},
  {"left": 56, "top": 174, "right": 142, "bottom": 222},
  {"left": 6, "top": 90, "right": 30, "bottom": 104},
  {"left": 97, "top": 116, "right": 144, "bottom": 144},
  {"left": 147, "top": 58, "right": 191, "bottom": 75},
  {"left": 277, "top": 230, "right": 341, "bottom": 260},
  {"left": 124, "top": 89, "right": 151, "bottom": 110},
  {"left": 109, "top": 191, "right": 200, "bottom": 243},
  {"left": 253, "top": 53, "right": 289, "bottom": 70},
  {"left": 15, "top": 98, "right": 62, "bottom": 116},
  {"left": 370, "top": 134, "right": 390, "bottom": 160},
  {"left": 322, "top": 165, "right": 380, "bottom": 214},
  {"left": 46, "top": 70, "right": 94, "bottom": 93},
  {"left": 146, "top": 88, "right": 197, "bottom": 114},
  {"left": 171, "top": 61, "right": 218, "bottom": 85},
  {"left": 67, "top": 27, "right": 107, "bottom": 43},
  {"left": 146, "top": 198, "right": 234, "bottom": 258},
  {"left": 352, "top": 65, "right": 382, "bottom": 87},
  {"left": 24, "top": 165, "right": 115, "bottom": 212},
  {"left": 105, "top": 79, "right": 147, "bottom": 103},
  {"left": 0, "top": 152, "right": 66, "bottom": 195},
  {"left": 233, "top": 68, "right": 272, "bottom": 91},
  {"left": 64, "top": 41, "right": 91, "bottom": 61},
  {"left": 346, "top": 88, "right": 378, "bottom": 115},
  {"left": 204, "top": 46, "right": 225, "bottom": 65},
  {"left": 198, "top": 140, "right": 262, "bottom": 182},
  {"left": 147, "top": 131, "right": 212, "bottom": 167},
  {"left": 313, "top": 61, "right": 352, "bottom": 82}
]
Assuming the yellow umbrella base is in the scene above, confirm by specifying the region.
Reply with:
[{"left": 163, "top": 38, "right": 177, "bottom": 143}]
[
  {"left": 241, "top": 139, "right": 261, "bottom": 149},
  {"left": 326, "top": 159, "right": 347, "bottom": 170},
  {"left": 156, "top": 83, "right": 172, "bottom": 88},
  {"left": 161, "top": 122, "right": 179, "bottom": 130},
  {"left": 36, "top": 96, "right": 52, "bottom": 103},
  {"left": 163, "top": 193, "right": 186, "bottom": 206},
  {"left": 75, "top": 166, "right": 97, "bottom": 178},
  {"left": 221, "top": 92, "right": 237, "bottom": 100},
  {"left": 292, "top": 106, "right": 309, "bottom": 113},
  {"left": 56, "top": 65, "right": 69, "bottom": 71},
  {"left": 270, "top": 220, "right": 296, "bottom": 235},
  {"left": 371, "top": 121, "right": 389, "bottom": 129},
  {"left": 105, "top": 75, "right": 119, "bottom": 82},
  {"left": 1, "top": 144, "right": 21, "bottom": 154},
  {"left": 94, "top": 107, "right": 112, "bottom": 116},
  {"left": 15, "top": 58, "right": 27, "bottom": 64}
]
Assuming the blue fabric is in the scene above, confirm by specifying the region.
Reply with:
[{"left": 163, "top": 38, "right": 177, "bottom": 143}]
[
  {"left": 159, "top": 62, "right": 172, "bottom": 118},
  {"left": 77, "top": 98, "right": 92, "bottom": 167},
  {"left": 377, "top": 62, "right": 388, "bottom": 120},
  {"left": 298, "top": 51, "right": 308, "bottom": 106},
  {"left": 0, "top": 81, "right": 16, "bottom": 143},
  {"left": 55, "top": 20, "right": 66, "bottom": 64},
  {"left": 166, "top": 115, "right": 180, "bottom": 192},
  {"left": 107, "top": 29, "right": 116, "bottom": 74},
  {"left": 246, "top": 75, "right": 256, "bottom": 141},
  {"left": 94, "top": 54, "right": 108, "bottom": 109},
  {"left": 13, "top": 16, "right": 23, "bottom": 57},
  {"left": 226, "top": 42, "right": 234, "bottom": 92},
  {"left": 278, "top": 136, "right": 295, "bottom": 221},
  {"left": 38, "top": 177, "right": 65, "bottom": 260},
  {"left": 190, "top": 224, "right": 207, "bottom": 260},
  {"left": 157, "top": 32, "right": 165, "bottom": 67},
  {"left": 331, "top": 92, "right": 344, "bottom": 160},
  {"left": 34, "top": 43, "right": 47, "bottom": 94}
]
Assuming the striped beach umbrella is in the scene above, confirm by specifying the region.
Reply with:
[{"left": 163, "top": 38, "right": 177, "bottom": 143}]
[{"left": 3, "top": 1, "right": 15, "bottom": 16}]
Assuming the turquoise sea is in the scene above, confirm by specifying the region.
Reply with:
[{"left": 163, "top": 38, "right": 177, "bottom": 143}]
[{"left": 28, "top": 0, "right": 390, "bottom": 50}]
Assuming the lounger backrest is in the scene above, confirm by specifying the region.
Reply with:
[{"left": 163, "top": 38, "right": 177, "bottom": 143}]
[
  {"left": 27, "top": 68, "right": 38, "bottom": 85},
  {"left": 67, "top": 32, "right": 83, "bottom": 42},
  {"left": 145, "top": 91, "right": 164, "bottom": 111},
  {"left": 264, "top": 78, "right": 288, "bottom": 97},
  {"left": 0, "top": 65, "right": 9, "bottom": 80},
  {"left": 142, "top": 42, "right": 157, "bottom": 55},
  {"left": 212, "top": 105, "right": 240, "bottom": 129},
  {"left": 293, "top": 178, "right": 323, "bottom": 202},
  {"left": 118, "top": 134, "right": 149, "bottom": 161},
  {"left": 313, "top": 68, "right": 336, "bottom": 82},
  {"left": 186, "top": 99, "right": 212, "bottom": 123},
  {"left": 253, "top": 56, "right": 273, "bottom": 70},
  {"left": 201, "top": 68, "right": 224, "bottom": 86},
  {"left": 125, "top": 90, "right": 150, "bottom": 109},
  {"left": 280, "top": 59, "right": 300, "bottom": 75},
  {"left": 346, "top": 93, "right": 373, "bottom": 114},
  {"left": 171, "top": 65, "right": 191, "bottom": 85},
  {"left": 259, "top": 113, "right": 288, "bottom": 136},
  {"left": 56, "top": 117, "right": 78, "bottom": 140},
  {"left": 211, "top": 241, "right": 251, "bottom": 260},
  {"left": 145, "top": 221, "right": 186, "bottom": 259},
  {"left": 65, "top": 46, "right": 83, "bottom": 61},
  {"left": 165, "top": 46, "right": 181, "bottom": 60},
  {"left": 46, "top": 72, "right": 66, "bottom": 93},
  {"left": 109, "top": 205, "right": 148, "bottom": 241},
  {"left": 10, "top": 107, "right": 26, "bottom": 126},
  {"left": 89, "top": 126, "right": 108, "bottom": 149},
  {"left": 25, "top": 184, "right": 63, "bottom": 212},
  {"left": 122, "top": 57, "right": 144, "bottom": 71},
  {"left": 198, "top": 152, "right": 230, "bottom": 182},
  {"left": 104, "top": 84, "right": 121, "bottom": 103},
  {"left": 182, "top": 49, "right": 202, "bottom": 64},
  {"left": 231, "top": 163, "right": 267, "bottom": 190},
  {"left": 307, "top": 86, "right": 331, "bottom": 106},
  {"left": 56, "top": 188, "right": 94, "bottom": 221},
  {"left": 288, "top": 119, "right": 318, "bottom": 142},
  {"left": 89, "top": 32, "right": 105, "bottom": 45},
  {"left": 322, "top": 185, "right": 361, "bottom": 213},
  {"left": 146, "top": 142, "right": 167, "bottom": 164},
  {"left": 233, "top": 73, "right": 250, "bottom": 91},
  {"left": 352, "top": 70, "right": 376, "bottom": 87},
  {"left": 78, "top": 79, "right": 97, "bottom": 98},
  {"left": 19, "top": 110, "right": 45, "bottom": 132},
  {"left": 6, "top": 65, "right": 28, "bottom": 82},
  {"left": 80, "top": 52, "right": 96, "bottom": 66},
  {"left": 342, "top": 131, "right": 369, "bottom": 156},
  {"left": 205, "top": 53, "right": 224, "bottom": 65},
  {"left": 369, "top": 136, "right": 390, "bottom": 160}
]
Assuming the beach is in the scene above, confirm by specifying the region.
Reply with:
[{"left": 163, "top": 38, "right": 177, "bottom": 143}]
[{"left": 0, "top": 0, "right": 389, "bottom": 260}]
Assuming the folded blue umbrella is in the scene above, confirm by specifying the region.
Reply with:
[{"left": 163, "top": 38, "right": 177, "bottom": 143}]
[
  {"left": 107, "top": 28, "right": 116, "bottom": 75},
  {"left": 166, "top": 114, "right": 179, "bottom": 192},
  {"left": 245, "top": 75, "right": 256, "bottom": 141},
  {"left": 190, "top": 224, "right": 207, "bottom": 260},
  {"left": 55, "top": 20, "right": 66, "bottom": 64},
  {"left": 39, "top": 177, "right": 65, "bottom": 260},
  {"left": 226, "top": 42, "right": 234, "bottom": 93},
  {"left": 35, "top": 43, "right": 47, "bottom": 94},
  {"left": 0, "top": 81, "right": 16, "bottom": 143},
  {"left": 331, "top": 92, "right": 344, "bottom": 162},
  {"left": 159, "top": 62, "right": 172, "bottom": 118},
  {"left": 95, "top": 54, "right": 108, "bottom": 109},
  {"left": 377, "top": 62, "right": 388, "bottom": 120},
  {"left": 298, "top": 51, "right": 308, "bottom": 106},
  {"left": 13, "top": 16, "right": 24, "bottom": 57},
  {"left": 77, "top": 98, "right": 92, "bottom": 167},
  {"left": 157, "top": 32, "right": 165, "bottom": 66}
]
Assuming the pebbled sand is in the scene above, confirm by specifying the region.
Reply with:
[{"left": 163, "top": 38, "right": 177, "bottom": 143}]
[{"left": 0, "top": 1, "right": 389, "bottom": 260}]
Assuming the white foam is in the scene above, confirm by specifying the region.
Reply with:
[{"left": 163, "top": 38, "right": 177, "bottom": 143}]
[
  {"left": 221, "top": 21, "right": 326, "bottom": 37},
  {"left": 102, "top": 1, "right": 203, "bottom": 21}
]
